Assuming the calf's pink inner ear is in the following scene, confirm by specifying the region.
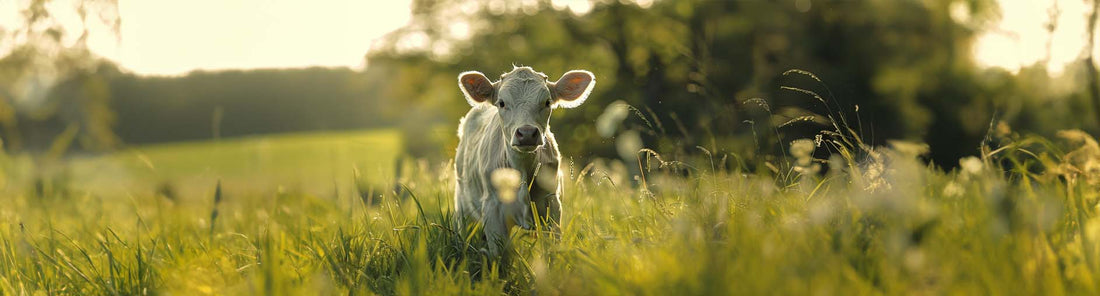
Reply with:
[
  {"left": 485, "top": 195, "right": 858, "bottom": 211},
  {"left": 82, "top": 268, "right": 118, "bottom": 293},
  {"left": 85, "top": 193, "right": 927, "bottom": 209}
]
[
  {"left": 552, "top": 71, "right": 594, "bottom": 102},
  {"left": 459, "top": 72, "right": 494, "bottom": 103}
]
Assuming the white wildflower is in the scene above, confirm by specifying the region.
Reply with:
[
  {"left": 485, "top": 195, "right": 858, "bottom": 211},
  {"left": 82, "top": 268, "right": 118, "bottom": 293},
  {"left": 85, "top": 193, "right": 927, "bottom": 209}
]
[
  {"left": 959, "top": 156, "right": 983, "bottom": 176},
  {"left": 789, "top": 139, "right": 815, "bottom": 159},
  {"left": 942, "top": 181, "right": 964, "bottom": 197},
  {"left": 491, "top": 168, "right": 522, "bottom": 203},
  {"left": 790, "top": 139, "right": 820, "bottom": 175},
  {"left": 616, "top": 130, "right": 643, "bottom": 161},
  {"left": 596, "top": 100, "right": 630, "bottom": 138}
]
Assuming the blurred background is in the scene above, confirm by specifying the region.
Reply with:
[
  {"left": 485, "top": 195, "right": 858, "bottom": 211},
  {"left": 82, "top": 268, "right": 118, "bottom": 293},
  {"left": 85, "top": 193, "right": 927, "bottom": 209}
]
[{"left": 1, "top": 0, "right": 1099, "bottom": 172}]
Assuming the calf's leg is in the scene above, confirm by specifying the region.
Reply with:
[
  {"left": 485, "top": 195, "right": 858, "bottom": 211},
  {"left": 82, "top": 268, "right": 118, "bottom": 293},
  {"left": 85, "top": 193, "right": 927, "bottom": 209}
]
[{"left": 481, "top": 201, "right": 509, "bottom": 257}]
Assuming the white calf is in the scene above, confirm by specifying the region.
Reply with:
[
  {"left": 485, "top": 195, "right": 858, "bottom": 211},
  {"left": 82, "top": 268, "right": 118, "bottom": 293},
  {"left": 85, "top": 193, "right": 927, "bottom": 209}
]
[{"left": 453, "top": 66, "right": 595, "bottom": 256}]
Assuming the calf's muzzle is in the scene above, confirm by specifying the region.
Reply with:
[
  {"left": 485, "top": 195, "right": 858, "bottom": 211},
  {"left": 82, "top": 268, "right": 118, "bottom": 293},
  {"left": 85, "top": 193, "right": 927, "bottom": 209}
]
[{"left": 512, "top": 125, "right": 543, "bottom": 147}]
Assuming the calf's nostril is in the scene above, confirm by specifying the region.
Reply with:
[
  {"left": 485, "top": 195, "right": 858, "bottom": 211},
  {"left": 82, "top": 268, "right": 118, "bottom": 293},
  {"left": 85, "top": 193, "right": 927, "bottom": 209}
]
[{"left": 513, "top": 126, "right": 542, "bottom": 146}]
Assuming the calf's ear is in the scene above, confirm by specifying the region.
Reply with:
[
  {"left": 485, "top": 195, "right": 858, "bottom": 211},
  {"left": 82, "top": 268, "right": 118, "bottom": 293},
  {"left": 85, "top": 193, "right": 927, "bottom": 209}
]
[
  {"left": 458, "top": 71, "right": 495, "bottom": 105},
  {"left": 549, "top": 70, "right": 595, "bottom": 109}
]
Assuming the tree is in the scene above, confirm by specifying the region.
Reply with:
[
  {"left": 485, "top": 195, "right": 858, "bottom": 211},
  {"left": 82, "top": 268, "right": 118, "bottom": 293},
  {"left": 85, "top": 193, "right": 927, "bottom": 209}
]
[
  {"left": 366, "top": 0, "right": 1005, "bottom": 167},
  {"left": 1087, "top": 0, "right": 1100, "bottom": 127},
  {"left": 0, "top": 0, "right": 121, "bottom": 152}
]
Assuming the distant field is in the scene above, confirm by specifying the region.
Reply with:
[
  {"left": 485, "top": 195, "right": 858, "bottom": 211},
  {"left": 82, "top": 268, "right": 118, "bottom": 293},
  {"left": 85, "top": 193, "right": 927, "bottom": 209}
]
[{"left": 67, "top": 129, "right": 403, "bottom": 202}]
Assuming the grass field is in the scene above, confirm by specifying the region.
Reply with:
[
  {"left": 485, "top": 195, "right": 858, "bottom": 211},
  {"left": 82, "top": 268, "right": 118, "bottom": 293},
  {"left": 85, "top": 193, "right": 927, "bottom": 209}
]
[
  {"left": 64, "top": 129, "right": 403, "bottom": 202},
  {"left": 1, "top": 127, "right": 1099, "bottom": 295}
]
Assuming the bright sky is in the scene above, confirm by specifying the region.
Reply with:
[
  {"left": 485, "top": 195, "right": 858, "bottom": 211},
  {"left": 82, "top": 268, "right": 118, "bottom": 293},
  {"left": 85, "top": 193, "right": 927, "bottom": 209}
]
[
  {"left": 69, "top": 0, "right": 412, "bottom": 76},
  {"left": 973, "top": 0, "right": 1097, "bottom": 75},
  {"left": 0, "top": 0, "right": 1093, "bottom": 77}
]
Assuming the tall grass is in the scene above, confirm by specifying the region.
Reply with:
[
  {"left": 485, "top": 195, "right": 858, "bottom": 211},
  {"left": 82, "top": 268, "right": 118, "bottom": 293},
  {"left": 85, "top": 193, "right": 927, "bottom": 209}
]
[{"left": 1, "top": 77, "right": 1099, "bottom": 294}]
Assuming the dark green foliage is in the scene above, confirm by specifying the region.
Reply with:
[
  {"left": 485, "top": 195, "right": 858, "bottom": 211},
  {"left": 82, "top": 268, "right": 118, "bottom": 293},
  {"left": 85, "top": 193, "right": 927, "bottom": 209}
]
[
  {"left": 108, "top": 68, "right": 395, "bottom": 144},
  {"left": 364, "top": 0, "right": 1096, "bottom": 168}
]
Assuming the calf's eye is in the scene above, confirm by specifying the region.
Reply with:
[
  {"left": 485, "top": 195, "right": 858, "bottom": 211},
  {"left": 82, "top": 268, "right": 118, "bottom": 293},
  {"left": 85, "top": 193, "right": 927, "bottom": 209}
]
[
  {"left": 544, "top": 100, "right": 551, "bottom": 108},
  {"left": 497, "top": 101, "right": 505, "bottom": 108}
]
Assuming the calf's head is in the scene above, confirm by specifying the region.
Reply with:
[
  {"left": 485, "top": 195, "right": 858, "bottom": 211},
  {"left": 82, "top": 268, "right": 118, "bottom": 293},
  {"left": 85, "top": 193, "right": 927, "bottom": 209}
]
[{"left": 459, "top": 67, "right": 595, "bottom": 152}]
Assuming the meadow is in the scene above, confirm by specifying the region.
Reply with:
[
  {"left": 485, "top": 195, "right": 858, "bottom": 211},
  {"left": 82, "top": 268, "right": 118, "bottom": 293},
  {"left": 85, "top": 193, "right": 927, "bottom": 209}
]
[
  {"left": 1, "top": 125, "right": 1099, "bottom": 295},
  {"left": 4, "top": 0, "right": 1099, "bottom": 294}
]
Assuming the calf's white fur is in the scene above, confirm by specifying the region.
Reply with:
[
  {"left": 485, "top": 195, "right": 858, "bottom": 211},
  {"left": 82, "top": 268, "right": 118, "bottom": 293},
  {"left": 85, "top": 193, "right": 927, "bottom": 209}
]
[{"left": 453, "top": 66, "right": 594, "bottom": 256}]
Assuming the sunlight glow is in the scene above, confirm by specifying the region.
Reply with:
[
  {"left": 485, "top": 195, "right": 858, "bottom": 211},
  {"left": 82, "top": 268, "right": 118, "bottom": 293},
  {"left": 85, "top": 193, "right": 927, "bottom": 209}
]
[
  {"left": 550, "top": 0, "right": 593, "bottom": 15},
  {"left": 14, "top": 0, "right": 1096, "bottom": 77},
  {"left": 86, "top": 0, "right": 413, "bottom": 76},
  {"left": 973, "top": 0, "right": 1095, "bottom": 75}
]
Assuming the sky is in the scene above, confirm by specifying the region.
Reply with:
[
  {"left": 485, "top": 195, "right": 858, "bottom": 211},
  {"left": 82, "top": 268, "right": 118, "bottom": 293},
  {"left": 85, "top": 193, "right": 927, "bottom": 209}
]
[
  {"left": 17, "top": 0, "right": 415, "bottom": 76},
  {"left": 0, "top": 0, "right": 1094, "bottom": 77}
]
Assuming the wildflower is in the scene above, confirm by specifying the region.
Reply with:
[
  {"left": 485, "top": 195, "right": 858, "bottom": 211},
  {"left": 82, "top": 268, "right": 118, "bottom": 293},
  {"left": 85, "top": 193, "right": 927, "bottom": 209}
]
[
  {"left": 942, "top": 181, "right": 964, "bottom": 197},
  {"left": 616, "top": 130, "right": 643, "bottom": 161},
  {"left": 789, "top": 139, "right": 815, "bottom": 159},
  {"left": 959, "top": 156, "right": 983, "bottom": 176},
  {"left": 491, "top": 168, "right": 522, "bottom": 203},
  {"left": 596, "top": 100, "right": 630, "bottom": 138},
  {"left": 793, "top": 164, "right": 821, "bottom": 174},
  {"left": 790, "top": 139, "right": 820, "bottom": 174}
]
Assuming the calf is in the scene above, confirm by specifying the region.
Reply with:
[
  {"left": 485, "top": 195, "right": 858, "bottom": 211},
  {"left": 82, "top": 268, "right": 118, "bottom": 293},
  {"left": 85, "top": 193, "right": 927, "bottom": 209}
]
[{"left": 453, "top": 66, "right": 595, "bottom": 256}]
